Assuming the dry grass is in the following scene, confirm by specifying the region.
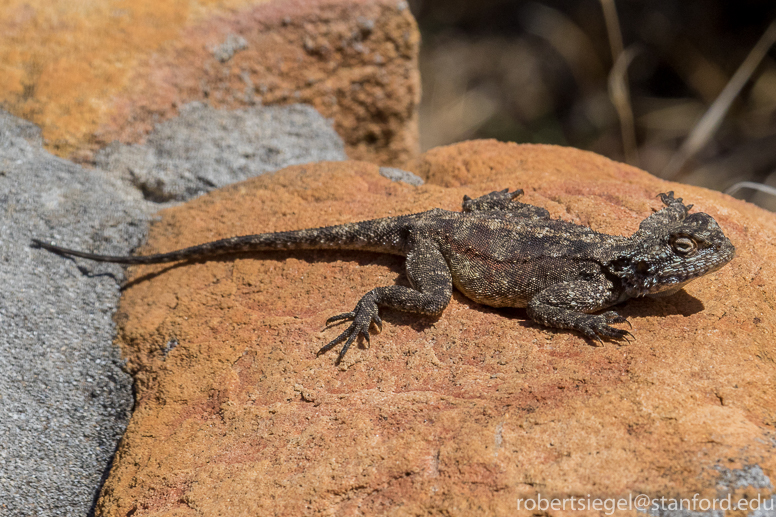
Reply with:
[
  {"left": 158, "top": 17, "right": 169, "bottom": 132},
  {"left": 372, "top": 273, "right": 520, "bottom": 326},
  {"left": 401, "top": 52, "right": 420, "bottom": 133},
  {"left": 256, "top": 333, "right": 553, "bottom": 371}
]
[{"left": 412, "top": 0, "right": 776, "bottom": 210}]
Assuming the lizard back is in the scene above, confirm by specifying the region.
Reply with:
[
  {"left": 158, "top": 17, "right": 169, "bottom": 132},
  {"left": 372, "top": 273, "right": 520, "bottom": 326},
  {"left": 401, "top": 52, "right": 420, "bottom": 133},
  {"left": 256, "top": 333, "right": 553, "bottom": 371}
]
[{"left": 433, "top": 213, "right": 626, "bottom": 307}]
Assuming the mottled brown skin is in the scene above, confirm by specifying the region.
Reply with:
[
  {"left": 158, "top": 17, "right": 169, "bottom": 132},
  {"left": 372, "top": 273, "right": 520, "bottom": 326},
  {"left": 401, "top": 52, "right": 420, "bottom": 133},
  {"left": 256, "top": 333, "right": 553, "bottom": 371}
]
[{"left": 32, "top": 190, "right": 735, "bottom": 363}]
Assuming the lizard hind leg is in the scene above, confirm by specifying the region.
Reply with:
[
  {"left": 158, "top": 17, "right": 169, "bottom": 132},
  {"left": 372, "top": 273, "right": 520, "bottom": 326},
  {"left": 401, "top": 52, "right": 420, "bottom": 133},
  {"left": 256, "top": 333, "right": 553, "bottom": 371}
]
[
  {"left": 318, "top": 236, "right": 453, "bottom": 364},
  {"left": 462, "top": 188, "right": 523, "bottom": 212},
  {"left": 462, "top": 188, "right": 550, "bottom": 219}
]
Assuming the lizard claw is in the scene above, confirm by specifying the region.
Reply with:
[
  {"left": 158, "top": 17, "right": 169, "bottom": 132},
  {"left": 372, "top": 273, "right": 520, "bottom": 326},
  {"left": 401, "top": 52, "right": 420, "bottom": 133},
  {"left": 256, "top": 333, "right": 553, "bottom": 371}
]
[
  {"left": 318, "top": 295, "right": 381, "bottom": 363},
  {"left": 371, "top": 313, "right": 383, "bottom": 333},
  {"left": 579, "top": 311, "right": 633, "bottom": 345}
]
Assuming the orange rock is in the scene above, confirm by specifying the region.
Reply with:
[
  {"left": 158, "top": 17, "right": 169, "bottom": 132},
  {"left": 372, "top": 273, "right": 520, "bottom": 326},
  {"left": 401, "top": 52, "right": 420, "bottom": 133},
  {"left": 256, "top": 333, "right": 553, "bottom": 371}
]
[
  {"left": 99, "top": 142, "right": 776, "bottom": 516},
  {"left": 0, "top": 0, "right": 419, "bottom": 165}
]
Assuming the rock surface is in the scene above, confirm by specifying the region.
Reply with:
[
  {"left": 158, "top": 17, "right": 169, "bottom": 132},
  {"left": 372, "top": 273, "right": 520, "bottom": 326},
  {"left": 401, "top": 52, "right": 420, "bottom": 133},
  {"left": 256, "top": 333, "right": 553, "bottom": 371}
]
[
  {"left": 95, "top": 103, "right": 346, "bottom": 202},
  {"left": 98, "top": 141, "right": 776, "bottom": 515},
  {"left": 0, "top": 104, "right": 346, "bottom": 517},
  {"left": 0, "top": 0, "right": 420, "bottom": 165},
  {"left": 0, "top": 111, "right": 144, "bottom": 517}
]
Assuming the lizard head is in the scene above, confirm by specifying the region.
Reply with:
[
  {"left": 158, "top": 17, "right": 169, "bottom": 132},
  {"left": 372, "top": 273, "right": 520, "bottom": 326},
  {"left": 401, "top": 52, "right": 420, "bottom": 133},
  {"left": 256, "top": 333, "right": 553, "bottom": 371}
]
[{"left": 612, "top": 212, "right": 735, "bottom": 297}]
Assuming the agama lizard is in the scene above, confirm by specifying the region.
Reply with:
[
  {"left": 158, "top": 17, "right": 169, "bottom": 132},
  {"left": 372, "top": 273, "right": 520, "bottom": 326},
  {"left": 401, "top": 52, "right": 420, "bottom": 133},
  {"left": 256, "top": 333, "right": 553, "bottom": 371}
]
[{"left": 32, "top": 189, "right": 735, "bottom": 363}]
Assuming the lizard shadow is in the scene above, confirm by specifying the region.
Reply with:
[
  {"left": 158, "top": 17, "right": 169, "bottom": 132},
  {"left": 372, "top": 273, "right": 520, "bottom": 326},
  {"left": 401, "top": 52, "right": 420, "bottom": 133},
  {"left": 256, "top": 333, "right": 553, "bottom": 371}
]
[
  {"left": 120, "top": 249, "right": 407, "bottom": 290},
  {"left": 49, "top": 254, "right": 124, "bottom": 283},
  {"left": 119, "top": 250, "right": 441, "bottom": 336},
  {"left": 119, "top": 250, "right": 440, "bottom": 354},
  {"left": 452, "top": 289, "right": 705, "bottom": 342},
  {"left": 616, "top": 290, "right": 705, "bottom": 318},
  {"left": 118, "top": 253, "right": 705, "bottom": 344}
]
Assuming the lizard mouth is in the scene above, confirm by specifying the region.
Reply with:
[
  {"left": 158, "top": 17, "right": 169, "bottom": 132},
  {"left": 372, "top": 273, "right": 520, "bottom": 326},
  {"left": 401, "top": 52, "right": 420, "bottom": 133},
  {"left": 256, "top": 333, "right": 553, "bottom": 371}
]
[
  {"left": 646, "top": 283, "right": 688, "bottom": 297},
  {"left": 644, "top": 242, "right": 735, "bottom": 297}
]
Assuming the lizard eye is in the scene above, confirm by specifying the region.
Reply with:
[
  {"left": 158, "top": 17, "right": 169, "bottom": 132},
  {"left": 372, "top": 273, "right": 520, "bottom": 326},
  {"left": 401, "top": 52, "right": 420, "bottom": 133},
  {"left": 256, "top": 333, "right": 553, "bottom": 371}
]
[{"left": 671, "top": 236, "right": 697, "bottom": 255}]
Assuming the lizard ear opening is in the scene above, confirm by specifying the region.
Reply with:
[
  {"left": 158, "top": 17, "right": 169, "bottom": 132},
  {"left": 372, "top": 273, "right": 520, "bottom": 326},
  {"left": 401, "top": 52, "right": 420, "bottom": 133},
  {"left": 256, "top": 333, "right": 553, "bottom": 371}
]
[{"left": 610, "top": 258, "right": 629, "bottom": 272}]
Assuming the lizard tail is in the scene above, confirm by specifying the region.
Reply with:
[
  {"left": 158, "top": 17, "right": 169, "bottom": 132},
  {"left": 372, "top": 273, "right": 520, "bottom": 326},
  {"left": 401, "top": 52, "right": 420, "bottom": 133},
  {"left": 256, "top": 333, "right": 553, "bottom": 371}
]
[{"left": 30, "top": 216, "right": 410, "bottom": 265}]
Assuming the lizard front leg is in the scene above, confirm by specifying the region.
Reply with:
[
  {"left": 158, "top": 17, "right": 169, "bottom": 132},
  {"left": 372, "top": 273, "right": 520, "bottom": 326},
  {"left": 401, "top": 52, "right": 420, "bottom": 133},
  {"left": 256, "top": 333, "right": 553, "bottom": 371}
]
[
  {"left": 319, "top": 236, "right": 453, "bottom": 363},
  {"left": 526, "top": 279, "right": 631, "bottom": 345},
  {"left": 462, "top": 188, "right": 550, "bottom": 219}
]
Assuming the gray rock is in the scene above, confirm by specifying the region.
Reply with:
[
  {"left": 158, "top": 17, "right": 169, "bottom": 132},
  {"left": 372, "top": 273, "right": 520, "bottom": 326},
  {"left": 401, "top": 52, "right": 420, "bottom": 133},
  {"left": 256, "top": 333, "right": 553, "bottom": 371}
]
[
  {"left": 212, "top": 33, "right": 248, "bottom": 63},
  {"left": 0, "top": 114, "right": 146, "bottom": 517},
  {"left": 1, "top": 103, "right": 346, "bottom": 516},
  {"left": 378, "top": 166, "right": 424, "bottom": 186},
  {"left": 95, "top": 102, "right": 347, "bottom": 202}
]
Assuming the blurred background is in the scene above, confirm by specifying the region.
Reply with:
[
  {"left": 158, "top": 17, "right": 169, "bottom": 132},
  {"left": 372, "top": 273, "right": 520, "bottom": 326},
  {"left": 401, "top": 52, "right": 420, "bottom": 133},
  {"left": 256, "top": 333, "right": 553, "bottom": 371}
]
[{"left": 407, "top": 0, "right": 776, "bottom": 211}]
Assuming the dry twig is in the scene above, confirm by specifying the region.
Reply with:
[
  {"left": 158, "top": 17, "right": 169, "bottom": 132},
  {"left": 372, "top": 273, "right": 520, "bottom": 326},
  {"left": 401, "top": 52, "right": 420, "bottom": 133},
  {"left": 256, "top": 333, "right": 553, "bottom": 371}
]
[
  {"left": 600, "top": 0, "right": 639, "bottom": 165},
  {"left": 662, "top": 19, "right": 776, "bottom": 179}
]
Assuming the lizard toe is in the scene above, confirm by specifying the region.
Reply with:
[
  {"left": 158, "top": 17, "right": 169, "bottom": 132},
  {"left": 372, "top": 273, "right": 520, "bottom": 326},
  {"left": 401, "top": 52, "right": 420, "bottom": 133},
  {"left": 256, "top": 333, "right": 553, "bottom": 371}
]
[
  {"left": 600, "top": 313, "right": 635, "bottom": 341},
  {"left": 325, "top": 311, "right": 356, "bottom": 325},
  {"left": 594, "top": 323, "right": 631, "bottom": 339},
  {"left": 583, "top": 329, "right": 605, "bottom": 347},
  {"left": 578, "top": 313, "right": 633, "bottom": 344},
  {"left": 317, "top": 327, "right": 349, "bottom": 356},
  {"left": 336, "top": 329, "right": 360, "bottom": 364},
  {"left": 371, "top": 314, "right": 383, "bottom": 333},
  {"left": 601, "top": 311, "right": 629, "bottom": 325}
]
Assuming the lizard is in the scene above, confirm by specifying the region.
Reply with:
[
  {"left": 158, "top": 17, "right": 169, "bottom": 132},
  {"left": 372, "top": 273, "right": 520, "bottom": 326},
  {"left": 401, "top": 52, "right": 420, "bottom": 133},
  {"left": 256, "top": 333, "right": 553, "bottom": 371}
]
[{"left": 32, "top": 189, "right": 735, "bottom": 364}]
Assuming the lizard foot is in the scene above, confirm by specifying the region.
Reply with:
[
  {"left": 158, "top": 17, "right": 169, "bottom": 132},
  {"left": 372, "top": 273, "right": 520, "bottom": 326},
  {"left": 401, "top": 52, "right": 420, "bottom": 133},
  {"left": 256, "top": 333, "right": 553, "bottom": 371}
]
[
  {"left": 318, "top": 296, "right": 382, "bottom": 364},
  {"left": 462, "top": 188, "right": 523, "bottom": 212},
  {"left": 658, "top": 191, "right": 693, "bottom": 211},
  {"left": 578, "top": 311, "right": 634, "bottom": 346}
]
